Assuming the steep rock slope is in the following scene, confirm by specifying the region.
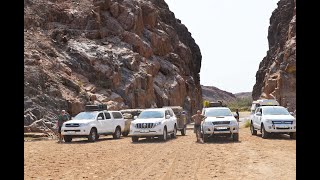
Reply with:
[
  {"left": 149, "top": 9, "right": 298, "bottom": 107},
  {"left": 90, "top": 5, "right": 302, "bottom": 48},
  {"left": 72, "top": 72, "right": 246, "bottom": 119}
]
[
  {"left": 252, "top": 0, "right": 296, "bottom": 111},
  {"left": 24, "top": 0, "right": 202, "bottom": 129}
]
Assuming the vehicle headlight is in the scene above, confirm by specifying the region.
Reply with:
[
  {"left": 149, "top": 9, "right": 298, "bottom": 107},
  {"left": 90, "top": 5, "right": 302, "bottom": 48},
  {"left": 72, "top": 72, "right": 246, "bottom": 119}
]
[
  {"left": 230, "top": 121, "right": 238, "bottom": 125},
  {"left": 79, "top": 123, "right": 89, "bottom": 127},
  {"left": 154, "top": 122, "right": 162, "bottom": 127},
  {"left": 265, "top": 119, "right": 273, "bottom": 124},
  {"left": 204, "top": 121, "right": 212, "bottom": 126}
]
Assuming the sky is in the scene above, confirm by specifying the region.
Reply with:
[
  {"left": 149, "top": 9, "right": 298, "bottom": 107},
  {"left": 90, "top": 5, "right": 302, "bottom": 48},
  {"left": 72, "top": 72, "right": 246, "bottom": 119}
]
[{"left": 165, "top": 0, "right": 279, "bottom": 94}]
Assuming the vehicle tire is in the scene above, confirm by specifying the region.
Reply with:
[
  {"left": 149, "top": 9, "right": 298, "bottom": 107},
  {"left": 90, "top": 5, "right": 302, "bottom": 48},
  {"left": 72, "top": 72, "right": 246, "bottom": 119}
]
[
  {"left": 132, "top": 136, "right": 139, "bottom": 142},
  {"left": 203, "top": 134, "right": 209, "bottom": 143},
  {"left": 159, "top": 127, "right": 167, "bottom": 141},
  {"left": 113, "top": 127, "right": 121, "bottom": 139},
  {"left": 233, "top": 133, "right": 239, "bottom": 141},
  {"left": 250, "top": 121, "right": 257, "bottom": 135},
  {"left": 290, "top": 132, "right": 296, "bottom": 139},
  {"left": 64, "top": 135, "right": 72, "bottom": 142},
  {"left": 122, "top": 131, "right": 129, "bottom": 137},
  {"left": 88, "top": 128, "right": 97, "bottom": 142},
  {"left": 171, "top": 125, "right": 177, "bottom": 139},
  {"left": 181, "top": 127, "right": 186, "bottom": 136},
  {"left": 261, "top": 124, "right": 269, "bottom": 139}
]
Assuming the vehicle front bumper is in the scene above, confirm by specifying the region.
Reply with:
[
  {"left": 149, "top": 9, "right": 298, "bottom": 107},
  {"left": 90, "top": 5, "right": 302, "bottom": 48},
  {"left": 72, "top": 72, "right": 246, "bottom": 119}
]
[
  {"left": 264, "top": 123, "right": 296, "bottom": 133},
  {"left": 129, "top": 126, "right": 163, "bottom": 137},
  {"left": 202, "top": 124, "right": 239, "bottom": 135},
  {"left": 61, "top": 126, "right": 91, "bottom": 136}
]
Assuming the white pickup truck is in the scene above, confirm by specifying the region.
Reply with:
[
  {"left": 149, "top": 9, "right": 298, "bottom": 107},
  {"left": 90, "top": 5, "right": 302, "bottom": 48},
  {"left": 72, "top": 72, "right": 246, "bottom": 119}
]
[
  {"left": 201, "top": 107, "right": 239, "bottom": 142},
  {"left": 250, "top": 106, "right": 296, "bottom": 139},
  {"left": 129, "top": 108, "right": 177, "bottom": 142},
  {"left": 61, "top": 110, "right": 125, "bottom": 142}
]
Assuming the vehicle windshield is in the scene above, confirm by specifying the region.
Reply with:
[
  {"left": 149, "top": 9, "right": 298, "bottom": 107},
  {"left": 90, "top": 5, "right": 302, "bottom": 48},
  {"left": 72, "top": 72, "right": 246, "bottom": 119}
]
[
  {"left": 263, "top": 107, "right": 290, "bottom": 115},
  {"left": 73, "top": 112, "right": 98, "bottom": 120},
  {"left": 138, "top": 111, "right": 164, "bottom": 119},
  {"left": 205, "top": 109, "right": 233, "bottom": 117}
]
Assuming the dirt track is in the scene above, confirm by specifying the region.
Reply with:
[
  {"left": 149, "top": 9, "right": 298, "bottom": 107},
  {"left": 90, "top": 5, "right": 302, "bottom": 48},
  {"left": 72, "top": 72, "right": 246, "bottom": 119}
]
[{"left": 24, "top": 125, "right": 295, "bottom": 180}]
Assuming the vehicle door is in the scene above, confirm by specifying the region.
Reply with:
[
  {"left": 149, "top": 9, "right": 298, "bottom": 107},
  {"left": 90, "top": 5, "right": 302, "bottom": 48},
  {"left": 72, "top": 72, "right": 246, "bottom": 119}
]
[
  {"left": 254, "top": 108, "right": 263, "bottom": 129},
  {"left": 104, "top": 112, "right": 113, "bottom": 133},
  {"left": 96, "top": 112, "right": 106, "bottom": 133},
  {"left": 111, "top": 112, "right": 124, "bottom": 132},
  {"left": 164, "top": 110, "right": 172, "bottom": 132},
  {"left": 169, "top": 109, "right": 176, "bottom": 131}
]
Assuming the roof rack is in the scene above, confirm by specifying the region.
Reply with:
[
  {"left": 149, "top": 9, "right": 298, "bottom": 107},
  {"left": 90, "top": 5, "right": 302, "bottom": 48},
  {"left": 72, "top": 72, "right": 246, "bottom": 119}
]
[{"left": 85, "top": 104, "right": 108, "bottom": 112}]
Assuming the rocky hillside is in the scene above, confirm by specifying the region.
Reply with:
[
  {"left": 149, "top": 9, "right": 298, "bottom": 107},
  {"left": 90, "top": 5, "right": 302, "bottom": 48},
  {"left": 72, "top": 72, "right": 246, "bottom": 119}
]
[
  {"left": 235, "top": 92, "right": 252, "bottom": 99},
  {"left": 252, "top": 0, "right": 296, "bottom": 112},
  {"left": 24, "top": 0, "right": 202, "bottom": 131},
  {"left": 201, "top": 85, "right": 236, "bottom": 103}
]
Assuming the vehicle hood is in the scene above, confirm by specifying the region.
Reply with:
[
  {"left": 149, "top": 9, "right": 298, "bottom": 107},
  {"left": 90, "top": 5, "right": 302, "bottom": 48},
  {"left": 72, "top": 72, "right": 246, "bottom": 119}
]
[
  {"left": 204, "top": 116, "right": 237, "bottom": 122},
  {"left": 63, "top": 119, "right": 95, "bottom": 124},
  {"left": 263, "top": 115, "right": 295, "bottom": 120},
  {"left": 132, "top": 118, "right": 163, "bottom": 123}
]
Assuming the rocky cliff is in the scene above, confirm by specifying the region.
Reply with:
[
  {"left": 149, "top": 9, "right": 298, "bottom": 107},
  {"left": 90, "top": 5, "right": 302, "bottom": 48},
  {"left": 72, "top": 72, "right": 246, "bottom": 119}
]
[
  {"left": 201, "top": 85, "right": 236, "bottom": 103},
  {"left": 252, "top": 0, "right": 296, "bottom": 111},
  {"left": 24, "top": 0, "right": 202, "bottom": 131}
]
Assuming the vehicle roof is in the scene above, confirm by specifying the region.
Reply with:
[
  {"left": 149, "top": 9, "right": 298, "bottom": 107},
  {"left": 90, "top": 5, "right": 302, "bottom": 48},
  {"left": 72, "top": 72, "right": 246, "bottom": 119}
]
[
  {"left": 203, "top": 107, "right": 231, "bottom": 110},
  {"left": 143, "top": 108, "right": 169, "bottom": 111},
  {"left": 260, "top": 106, "right": 286, "bottom": 109}
]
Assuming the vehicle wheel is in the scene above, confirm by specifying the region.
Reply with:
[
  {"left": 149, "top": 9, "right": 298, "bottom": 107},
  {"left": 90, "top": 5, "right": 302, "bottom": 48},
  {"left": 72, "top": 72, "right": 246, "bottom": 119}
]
[
  {"left": 122, "top": 131, "right": 129, "bottom": 137},
  {"left": 159, "top": 127, "right": 167, "bottom": 141},
  {"left": 233, "top": 133, "right": 239, "bottom": 141},
  {"left": 203, "top": 134, "right": 209, "bottom": 143},
  {"left": 250, "top": 122, "right": 257, "bottom": 135},
  {"left": 261, "top": 124, "right": 269, "bottom": 139},
  {"left": 290, "top": 132, "right": 296, "bottom": 139},
  {"left": 181, "top": 127, "right": 186, "bottom": 136},
  {"left": 88, "top": 128, "right": 97, "bottom": 142},
  {"left": 132, "top": 136, "right": 139, "bottom": 142},
  {"left": 171, "top": 125, "right": 177, "bottom": 138},
  {"left": 113, "top": 127, "right": 121, "bottom": 139},
  {"left": 64, "top": 135, "right": 72, "bottom": 142}
]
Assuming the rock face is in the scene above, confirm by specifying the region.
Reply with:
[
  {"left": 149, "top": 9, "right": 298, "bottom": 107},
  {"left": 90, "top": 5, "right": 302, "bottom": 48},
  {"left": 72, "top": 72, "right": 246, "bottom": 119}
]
[
  {"left": 252, "top": 0, "right": 296, "bottom": 112},
  {"left": 201, "top": 85, "right": 236, "bottom": 103},
  {"left": 24, "top": 0, "right": 202, "bottom": 130}
]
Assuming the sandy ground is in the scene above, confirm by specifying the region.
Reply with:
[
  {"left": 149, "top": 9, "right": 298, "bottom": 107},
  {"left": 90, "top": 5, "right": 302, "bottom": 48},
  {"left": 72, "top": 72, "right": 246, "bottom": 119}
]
[{"left": 24, "top": 116, "right": 296, "bottom": 180}]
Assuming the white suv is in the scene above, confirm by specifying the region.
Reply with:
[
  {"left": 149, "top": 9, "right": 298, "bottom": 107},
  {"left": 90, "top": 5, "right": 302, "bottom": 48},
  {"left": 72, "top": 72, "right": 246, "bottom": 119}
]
[
  {"left": 61, "top": 110, "right": 125, "bottom": 142},
  {"left": 129, "top": 108, "right": 177, "bottom": 142},
  {"left": 250, "top": 106, "right": 296, "bottom": 139},
  {"left": 201, "top": 107, "right": 239, "bottom": 142}
]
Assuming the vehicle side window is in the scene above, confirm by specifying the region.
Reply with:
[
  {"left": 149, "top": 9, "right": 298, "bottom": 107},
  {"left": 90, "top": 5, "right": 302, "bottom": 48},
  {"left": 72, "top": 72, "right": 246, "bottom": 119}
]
[
  {"left": 112, "top": 112, "right": 123, "bottom": 119},
  {"left": 169, "top": 110, "right": 174, "bottom": 117},
  {"left": 255, "top": 108, "right": 260, "bottom": 114},
  {"left": 259, "top": 108, "right": 263, "bottom": 115},
  {"left": 97, "top": 113, "right": 105, "bottom": 120},
  {"left": 104, "top": 112, "right": 111, "bottom": 119}
]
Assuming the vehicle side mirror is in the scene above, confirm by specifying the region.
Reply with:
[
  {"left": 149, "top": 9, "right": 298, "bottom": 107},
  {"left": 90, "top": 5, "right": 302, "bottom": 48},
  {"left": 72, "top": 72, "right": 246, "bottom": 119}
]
[
  {"left": 134, "top": 116, "right": 137, "bottom": 120},
  {"left": 97, "top": 116, "right": 103, "bottom": 120},
  {"left": 166, "top": 115, "right": 171, "bottom": 119},
  {"left": 256, "top": 112, "right": 262, "bottom": 116}
]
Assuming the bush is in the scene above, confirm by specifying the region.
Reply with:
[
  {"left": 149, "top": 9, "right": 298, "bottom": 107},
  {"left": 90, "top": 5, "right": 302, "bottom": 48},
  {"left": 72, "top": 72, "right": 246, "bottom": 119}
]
[
  {"left": 244, "top": 120, "right": 251, "bottom": 128},
  {"left": 227, "top": 97, "right": 252, "bottom": 112}
]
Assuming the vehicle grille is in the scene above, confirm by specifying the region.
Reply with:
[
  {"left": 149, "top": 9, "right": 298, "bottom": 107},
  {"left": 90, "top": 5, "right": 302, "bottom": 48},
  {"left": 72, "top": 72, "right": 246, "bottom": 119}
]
[
  {"left": 65, "top": 123, "right": 80, "bottom": 127},
  {"left": 212, "top": 121, "right": 230, "bottom": 125},
  {"left": 64, "top": 130, "right": 81, "bottom": 132},
  {"left": 135, "top": 123, "right": 154, "bottom": 129},
  {"left": 272, "top": 121, "right": 293, "bottom": 124},
  {"left": 214, "top": 127, "right": 230, "bottom": 131}
]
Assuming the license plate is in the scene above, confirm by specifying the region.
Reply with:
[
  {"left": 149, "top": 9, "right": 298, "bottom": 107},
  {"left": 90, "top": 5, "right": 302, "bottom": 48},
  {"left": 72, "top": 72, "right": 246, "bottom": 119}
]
[
  {"left": 67, "top": 131, "right": 75, "bottom": 134},
  {"left": 278, "top": 126, "right": 288, "bottom": 128},
  {"left": 140, "top": 129, "right": 149, "bottom": 133},
  {"left": 216, "top": 127, "right": 227, "bottom": 130}
]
